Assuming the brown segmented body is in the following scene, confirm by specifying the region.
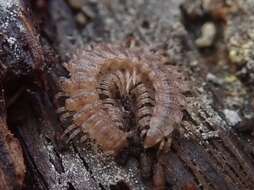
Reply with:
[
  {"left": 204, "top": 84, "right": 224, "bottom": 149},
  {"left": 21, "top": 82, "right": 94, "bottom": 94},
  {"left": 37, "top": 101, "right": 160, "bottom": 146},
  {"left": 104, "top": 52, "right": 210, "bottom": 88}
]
[{"left": 57, "top": 44, "right": 185, "bottom": 155}]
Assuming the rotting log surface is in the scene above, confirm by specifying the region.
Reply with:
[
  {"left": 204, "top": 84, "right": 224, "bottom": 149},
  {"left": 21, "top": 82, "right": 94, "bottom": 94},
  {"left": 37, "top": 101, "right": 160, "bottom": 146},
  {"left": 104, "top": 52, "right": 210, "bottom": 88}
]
[
  {"left": 1, "top": 0, "right": 254, "bottom": 190},
  {"left": 0, "top": 90, "right": 26, "bottom": 190}
]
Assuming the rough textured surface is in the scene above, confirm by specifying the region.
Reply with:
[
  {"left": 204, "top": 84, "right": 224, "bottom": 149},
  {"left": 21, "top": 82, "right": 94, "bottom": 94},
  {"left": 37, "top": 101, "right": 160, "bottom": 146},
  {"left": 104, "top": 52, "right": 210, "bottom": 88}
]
[
  {"left": 1, "top": 0, "right": 254, "bottom": 190},
  {"left": 0, "top": 91, "right": 26, "bottom": 190},
  {"left": 0, "top": 0, "right": 45, "bottom": 80}
]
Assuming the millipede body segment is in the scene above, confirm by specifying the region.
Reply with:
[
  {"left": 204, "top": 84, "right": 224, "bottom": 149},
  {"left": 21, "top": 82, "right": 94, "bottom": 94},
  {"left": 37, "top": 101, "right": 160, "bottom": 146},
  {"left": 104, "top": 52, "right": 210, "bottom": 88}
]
[{"left": 57, "top": 44, "right": 185, "bottom": 155}]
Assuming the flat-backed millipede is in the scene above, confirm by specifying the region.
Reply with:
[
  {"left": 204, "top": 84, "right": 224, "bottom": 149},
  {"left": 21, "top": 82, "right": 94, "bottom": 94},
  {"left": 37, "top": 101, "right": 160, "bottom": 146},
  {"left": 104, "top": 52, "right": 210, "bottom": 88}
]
[{"left": 56, "top": 44, "right": 185, "bottom": 155}]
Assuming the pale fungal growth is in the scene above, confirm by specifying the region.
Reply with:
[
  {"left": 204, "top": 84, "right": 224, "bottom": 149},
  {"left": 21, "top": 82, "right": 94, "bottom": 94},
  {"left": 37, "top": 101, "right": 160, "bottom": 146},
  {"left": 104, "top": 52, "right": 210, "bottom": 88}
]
[{"left": 56, "top": 44, "right": 186, "bottom": 155}]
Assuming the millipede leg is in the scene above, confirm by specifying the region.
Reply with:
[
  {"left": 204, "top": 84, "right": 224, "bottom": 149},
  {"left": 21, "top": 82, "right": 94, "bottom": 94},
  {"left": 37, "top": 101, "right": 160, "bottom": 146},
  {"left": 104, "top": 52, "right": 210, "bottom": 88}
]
[
  {"left": 125, "top": 70, "right": 132, "bottom": 92},
  {"left": 62, "top": 124, "right": 78, "bottom": 137},
  {"left": 158, "top": 138, "right": 172, "bottom": 154},
  {"left": 141, "top": 129, "right": 148, "bottom": 138},
  {"left": 55, "top": 92, "right": 66, "bottom": 100},
  {"left": 66, "top": 128, "right": 81, "bottom": 143},
  {"left": 56, "top": 107, "right": 66, "bottom": 113},
  {"left": 60, "top": 112, "right": 72, "bottom": 122}
]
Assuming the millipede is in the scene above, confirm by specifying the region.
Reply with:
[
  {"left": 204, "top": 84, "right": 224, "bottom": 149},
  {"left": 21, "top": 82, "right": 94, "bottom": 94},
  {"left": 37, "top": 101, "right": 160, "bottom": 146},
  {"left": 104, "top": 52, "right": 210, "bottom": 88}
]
[{"left": 55, "top": 44, "right": 186, "bottom": 156}]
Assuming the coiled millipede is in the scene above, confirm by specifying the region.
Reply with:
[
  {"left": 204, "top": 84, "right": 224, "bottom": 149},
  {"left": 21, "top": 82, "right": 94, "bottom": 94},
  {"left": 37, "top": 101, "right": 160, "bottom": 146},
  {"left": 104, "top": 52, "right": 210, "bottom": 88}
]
[{"left": 56, "top": 44, "right": 185, "bottom": 156}]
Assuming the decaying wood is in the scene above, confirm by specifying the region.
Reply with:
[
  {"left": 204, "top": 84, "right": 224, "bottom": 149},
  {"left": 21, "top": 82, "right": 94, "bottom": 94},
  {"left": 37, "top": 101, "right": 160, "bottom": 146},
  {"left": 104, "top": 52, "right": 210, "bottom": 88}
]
[
  {"left": 1, "top": 0, "right": 254, "bottom": 190},
  {"left": 0, "top": 0, "right": 45, "bottom": 80},
  {"left": 0, "top": 90, "right": 26, "bottom": 190}
]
